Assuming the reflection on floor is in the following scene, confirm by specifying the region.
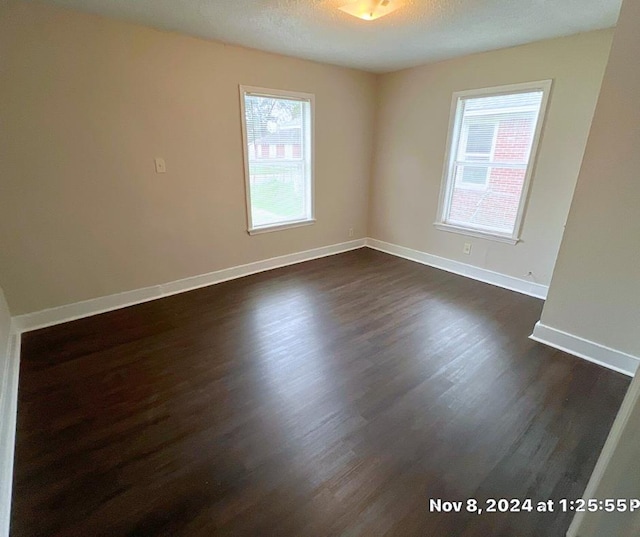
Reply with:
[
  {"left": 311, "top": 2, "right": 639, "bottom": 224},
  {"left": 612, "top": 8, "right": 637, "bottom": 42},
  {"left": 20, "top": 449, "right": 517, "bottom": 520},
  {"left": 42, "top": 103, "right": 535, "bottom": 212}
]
[{"left": 12, "top": 248, "right": 629, "bottom": 537}]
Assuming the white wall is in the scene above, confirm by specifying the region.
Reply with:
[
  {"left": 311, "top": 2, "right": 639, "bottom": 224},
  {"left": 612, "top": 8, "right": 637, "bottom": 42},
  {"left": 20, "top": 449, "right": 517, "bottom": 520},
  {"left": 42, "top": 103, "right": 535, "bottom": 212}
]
[
  {"left": 0, "top": 2, "right": 618, "bottom": 316},
  {"left": 542, "top": 0, "right": 640, "bottom": 532},
  {"left": 369, "top": 30, "right": 613, "bottom": 289},
  {"left": 538, "top": 1, "right": 640, "bottom": 359},
  {"left": 0, "top": 2, "right": 376, "bottom": 315}
]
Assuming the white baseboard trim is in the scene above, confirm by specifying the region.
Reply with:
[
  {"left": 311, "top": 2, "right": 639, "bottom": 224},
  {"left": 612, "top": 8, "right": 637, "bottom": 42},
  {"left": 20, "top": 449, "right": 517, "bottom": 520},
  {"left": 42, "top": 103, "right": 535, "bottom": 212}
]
[
  {"left": 0, "top": 329, "right": 21, "bottom": 537},
  {"left": 365, "top": 238, "right": 548, "bottom": 299},
  {"left": 530, "top": 322, "right": 639, "bottom": 377},
  {"left": 12, "top": 239, "right": 367, "bottom": 334}
]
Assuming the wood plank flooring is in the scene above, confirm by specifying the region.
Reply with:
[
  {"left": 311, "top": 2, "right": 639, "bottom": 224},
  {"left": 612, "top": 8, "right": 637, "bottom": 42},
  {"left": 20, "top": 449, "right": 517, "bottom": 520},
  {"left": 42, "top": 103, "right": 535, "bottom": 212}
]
[{"left": 11, "top": 248, "right": 629, "bottom": 536}]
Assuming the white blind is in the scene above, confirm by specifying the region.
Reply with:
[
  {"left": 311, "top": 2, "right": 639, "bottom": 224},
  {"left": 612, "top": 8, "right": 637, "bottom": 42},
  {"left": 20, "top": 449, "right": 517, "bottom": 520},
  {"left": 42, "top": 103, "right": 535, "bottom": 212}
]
[
  {"left": 445, "top": 90, "right": 544, "bottom": 236},
  {"left": 242, "top": 92, "right": 312, "bottom": 230}
]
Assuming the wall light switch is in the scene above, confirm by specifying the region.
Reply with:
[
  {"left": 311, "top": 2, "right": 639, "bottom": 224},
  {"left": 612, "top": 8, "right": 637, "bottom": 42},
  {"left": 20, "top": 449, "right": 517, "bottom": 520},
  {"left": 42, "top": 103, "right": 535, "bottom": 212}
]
[
  {"left": 154, "top": 158, "right": 166, "bottom": 173},
  {"left": 463, "top": 242, "right": 472, "bottom": 255}
]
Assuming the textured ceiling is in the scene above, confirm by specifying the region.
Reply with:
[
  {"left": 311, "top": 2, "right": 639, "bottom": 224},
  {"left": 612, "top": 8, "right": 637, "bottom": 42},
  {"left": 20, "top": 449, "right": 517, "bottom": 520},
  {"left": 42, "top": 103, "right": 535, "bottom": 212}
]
[{"left": 32, "top": 0, "right": 621, "bottom": 72}]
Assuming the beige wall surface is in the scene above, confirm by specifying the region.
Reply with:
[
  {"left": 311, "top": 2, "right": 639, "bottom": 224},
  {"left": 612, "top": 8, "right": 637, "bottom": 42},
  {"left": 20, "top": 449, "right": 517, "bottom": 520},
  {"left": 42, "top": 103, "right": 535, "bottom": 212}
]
[
  {"left": 369, "top": 30, "right": 613, "bottom": 288},
  {"left": 540, "top": 0, "right": 640, "bottom": 357},
  {"left": 0, "top": 287, "right": 10, "bottom": 363},
  {"left": 546, "top": 2, "right": 640, "bottom": 530},
  {"left": 0, "top": 2, "right": 376, "bottom": 315}
]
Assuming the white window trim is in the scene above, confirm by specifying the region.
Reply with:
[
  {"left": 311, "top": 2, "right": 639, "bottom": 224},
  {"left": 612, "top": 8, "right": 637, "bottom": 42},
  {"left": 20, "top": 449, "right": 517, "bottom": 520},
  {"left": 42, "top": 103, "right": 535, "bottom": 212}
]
[
  {"left": 239, "top": 85, "right": 316, "bottom": 235},
  {"left": 434, "top": 79, "right": 553, "bottom": 245}
]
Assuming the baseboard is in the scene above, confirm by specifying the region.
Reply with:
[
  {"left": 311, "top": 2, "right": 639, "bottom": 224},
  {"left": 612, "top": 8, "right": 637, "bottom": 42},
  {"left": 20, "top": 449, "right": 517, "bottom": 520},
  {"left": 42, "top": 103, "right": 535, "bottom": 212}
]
[
  {"left": 12, "top": 239, "right": 367, "bottom": 334},
  {"left": 365, "top": 238, "right": 548, "bottom": 299},
  {"left": 530, "top": 322, "right": 639, "bottom": 377},
  {"left": 0, "top": 329, "right": 20, "bottom": 537},
  {"left": 12, "top": 237, "right": 551, "bottom": 333}
]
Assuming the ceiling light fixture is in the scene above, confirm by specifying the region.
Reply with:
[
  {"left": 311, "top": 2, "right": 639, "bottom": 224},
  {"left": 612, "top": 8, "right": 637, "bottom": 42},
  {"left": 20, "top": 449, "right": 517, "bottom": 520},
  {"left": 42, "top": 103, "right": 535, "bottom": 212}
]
[{"left": 339, "top": 0, "right": 400, "bottom": 21}]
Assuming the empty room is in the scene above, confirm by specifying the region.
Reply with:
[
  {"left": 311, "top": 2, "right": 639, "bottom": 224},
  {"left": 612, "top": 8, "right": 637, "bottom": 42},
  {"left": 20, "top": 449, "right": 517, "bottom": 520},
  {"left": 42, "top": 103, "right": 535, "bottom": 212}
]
[{"left": 1, "top": 0, "right": 640, "bottom": 536}]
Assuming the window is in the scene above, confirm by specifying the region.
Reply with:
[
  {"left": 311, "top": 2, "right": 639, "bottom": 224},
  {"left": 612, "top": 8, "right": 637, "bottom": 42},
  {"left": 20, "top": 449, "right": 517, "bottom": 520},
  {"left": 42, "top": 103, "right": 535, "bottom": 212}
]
[
  {"left": 240, "top": 86, "right": 314, "bottom": 234},
  {"left": 435, "top": 80, "right": 551, "bottom": 244}
]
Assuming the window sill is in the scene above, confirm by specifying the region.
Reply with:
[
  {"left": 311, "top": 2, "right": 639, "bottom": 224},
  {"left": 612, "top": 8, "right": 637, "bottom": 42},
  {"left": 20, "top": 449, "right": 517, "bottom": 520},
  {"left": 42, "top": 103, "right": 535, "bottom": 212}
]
[
  {"left": 433, "top": 222, "right": 519, "bottom": 245},
  {"left": 248, "top": 219, "right": 316, "bottom": 235}
]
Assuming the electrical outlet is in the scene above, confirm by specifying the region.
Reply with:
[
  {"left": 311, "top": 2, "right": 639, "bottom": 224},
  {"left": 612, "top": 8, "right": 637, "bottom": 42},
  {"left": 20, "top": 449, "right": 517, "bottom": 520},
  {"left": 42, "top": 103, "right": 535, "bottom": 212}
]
[
  {"left": 154, "top": 158, "right": 166, "bottom": 173},
  {"left": 463, "top": 242, "right": 472, "bottom": 255},
  {"left": 348, "top": 228, "right": 354, "bottom": 238}
]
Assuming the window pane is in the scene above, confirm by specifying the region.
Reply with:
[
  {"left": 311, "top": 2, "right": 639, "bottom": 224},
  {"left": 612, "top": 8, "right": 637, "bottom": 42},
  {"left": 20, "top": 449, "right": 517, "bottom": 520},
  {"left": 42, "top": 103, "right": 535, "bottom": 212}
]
[
  {"left": 449, "top": 165, "right": 527, "bottom": 234},
  {"left": 445, "top": 89, "right": 545, "bottom": 236},
  {"left": 243, "top": 93, "right": 312, "bottom": 230},
  {"left": 459, "top": 164, "right": 489, "bottom": 186},
  {"left": 465, "top": 124, "right": 495, "bottom": 154},
  {"left": 250, "top": 162, "right": 306, "bottom": 227}
]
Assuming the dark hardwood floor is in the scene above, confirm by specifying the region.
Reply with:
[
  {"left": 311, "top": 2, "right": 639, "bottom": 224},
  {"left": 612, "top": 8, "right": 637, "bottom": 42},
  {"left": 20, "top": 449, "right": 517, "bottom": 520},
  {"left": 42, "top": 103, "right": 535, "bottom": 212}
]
[{"left": 11, "top": 248, "right": 629, "bottom": 537}]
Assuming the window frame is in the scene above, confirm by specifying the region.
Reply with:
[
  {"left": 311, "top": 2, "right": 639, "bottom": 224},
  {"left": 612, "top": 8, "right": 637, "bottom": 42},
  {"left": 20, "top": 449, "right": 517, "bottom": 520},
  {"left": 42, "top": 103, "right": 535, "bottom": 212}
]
[
  {"left": 239, "top": 85, "right": 316, "bottom": 235},
  {"left": 435, "top": 80, "right": 552, "bottom": 245}
]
